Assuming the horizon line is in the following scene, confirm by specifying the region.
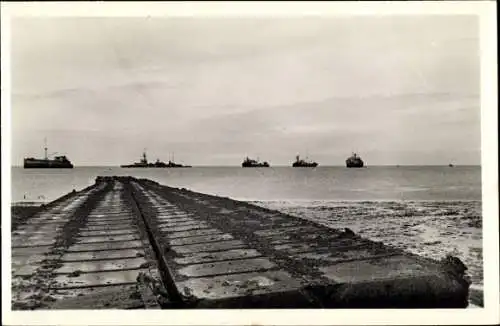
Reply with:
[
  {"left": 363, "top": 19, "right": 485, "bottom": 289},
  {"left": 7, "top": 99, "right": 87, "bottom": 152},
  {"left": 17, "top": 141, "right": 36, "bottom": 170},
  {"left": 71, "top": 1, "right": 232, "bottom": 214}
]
[{"left": 11, "top": 164, "right": 481, "bottom": 168}]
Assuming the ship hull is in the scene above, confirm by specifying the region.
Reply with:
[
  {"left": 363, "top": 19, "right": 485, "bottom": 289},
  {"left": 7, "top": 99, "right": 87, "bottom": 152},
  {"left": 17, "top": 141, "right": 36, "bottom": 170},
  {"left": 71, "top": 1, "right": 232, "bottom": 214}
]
[
  {"left": 120, "top": 164, "right": 191, "bottom": 168},
  {"left": 292, "top": 163, "right": 318, "bottom": 167},
  {"left": 121, "top": 166, "right": 191, "bottom": 168},
  {"left": 24, "top": 160, "right": 73, "bottom": 169},
  {"left": 346, "top": 161, "right": 364, "bottom": 168},
  {"left": 242, "top": 164, "right": 269, "bottom": 168}
]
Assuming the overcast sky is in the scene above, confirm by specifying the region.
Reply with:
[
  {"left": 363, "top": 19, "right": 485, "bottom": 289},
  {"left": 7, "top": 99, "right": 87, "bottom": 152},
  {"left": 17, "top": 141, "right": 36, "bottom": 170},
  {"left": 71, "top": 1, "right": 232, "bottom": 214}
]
[{"left": 11, "top": 16, "right": 480, "bottom": 166}]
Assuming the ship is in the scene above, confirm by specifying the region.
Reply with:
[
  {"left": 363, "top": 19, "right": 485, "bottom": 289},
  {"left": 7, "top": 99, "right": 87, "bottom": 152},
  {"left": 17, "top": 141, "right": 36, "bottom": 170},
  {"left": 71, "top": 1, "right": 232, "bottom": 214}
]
[
  {"left": 292, "top": 155, "right": 318, "bottom": 168},
  {"left": 242, "top": 157, "right": 270, "bottom": 168},
  {"left": 23, "top": 140, "right": 74, "bottom": 169},
  {"left": 121, "top": 151, "right": 191, "bottom": 168},
  {"left": 346, "top": 153, "right": 364, "bottom": 168}
]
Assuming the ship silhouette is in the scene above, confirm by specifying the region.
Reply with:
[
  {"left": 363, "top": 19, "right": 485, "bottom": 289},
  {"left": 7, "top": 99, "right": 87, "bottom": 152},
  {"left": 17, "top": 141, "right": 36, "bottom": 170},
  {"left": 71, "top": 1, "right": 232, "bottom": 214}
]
[
  {"left": 121, "top": 151, "right": 191, "bottom": 168},
  {"left": 292, "top": 155, "right": 318, "bottom": 168},
  {"left": 346, "top": 153, "right": 364, "bottom": 168},
  {"left": 24, "top": 139, "right": 73, "bottom": 169},
  {"left": 242, "top": 157, "right": 270, "bottom": 168}
]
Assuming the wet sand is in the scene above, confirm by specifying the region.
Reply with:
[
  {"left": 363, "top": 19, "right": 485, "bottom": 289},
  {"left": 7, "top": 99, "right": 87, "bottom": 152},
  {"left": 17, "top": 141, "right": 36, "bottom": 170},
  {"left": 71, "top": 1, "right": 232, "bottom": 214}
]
[{"left": 252, "top": 200, "right": 483, "bottom": 306}]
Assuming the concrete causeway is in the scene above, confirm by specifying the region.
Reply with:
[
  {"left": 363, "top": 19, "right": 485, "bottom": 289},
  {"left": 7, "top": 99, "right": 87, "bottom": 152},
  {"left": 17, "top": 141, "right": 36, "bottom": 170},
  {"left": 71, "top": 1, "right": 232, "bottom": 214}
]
[{"left": 11, "top": 176, "right": 471, "bottom": 309}]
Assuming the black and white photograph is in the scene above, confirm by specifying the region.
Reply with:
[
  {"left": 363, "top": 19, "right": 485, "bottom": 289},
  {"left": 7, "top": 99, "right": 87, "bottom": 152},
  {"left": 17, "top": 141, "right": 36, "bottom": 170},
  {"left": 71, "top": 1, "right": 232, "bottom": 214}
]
[{"left": 2, "top": 1, "right": 498, "bottom": 325}]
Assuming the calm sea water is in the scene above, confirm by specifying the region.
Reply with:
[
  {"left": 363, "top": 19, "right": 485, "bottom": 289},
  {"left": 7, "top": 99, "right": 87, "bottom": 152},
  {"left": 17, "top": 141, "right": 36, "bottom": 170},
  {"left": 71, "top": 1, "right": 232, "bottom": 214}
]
[{"left": 11, "top": 166, "right": 481, "bottom": 203}]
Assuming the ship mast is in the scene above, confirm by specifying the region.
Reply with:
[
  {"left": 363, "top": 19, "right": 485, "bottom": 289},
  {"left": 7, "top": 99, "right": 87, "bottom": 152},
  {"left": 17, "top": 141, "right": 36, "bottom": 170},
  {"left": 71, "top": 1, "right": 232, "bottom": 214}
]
[{"left": 44, "top": 137, "right": 48, "bottom": 160}]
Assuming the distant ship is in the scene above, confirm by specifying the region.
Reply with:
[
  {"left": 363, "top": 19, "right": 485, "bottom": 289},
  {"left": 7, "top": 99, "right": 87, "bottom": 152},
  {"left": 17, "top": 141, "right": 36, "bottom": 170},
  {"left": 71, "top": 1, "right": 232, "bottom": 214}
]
[
  {"left": 121, "top": 151, "right": 191, "bottom": 168},
  {"left": 448, "top": 163, "right": 454, "bottom": 167},
  {"left": 24, "top": 140, "right": 73, "bottom": 169},
  {"left": 346, "top": 153, "right": 364, "bottom": 168},
  {"left": 292, "top": 155, "right": 318, "bottom": 167},
  {"left": 242, "top": 157, "right": 270, "bottom": 168}
]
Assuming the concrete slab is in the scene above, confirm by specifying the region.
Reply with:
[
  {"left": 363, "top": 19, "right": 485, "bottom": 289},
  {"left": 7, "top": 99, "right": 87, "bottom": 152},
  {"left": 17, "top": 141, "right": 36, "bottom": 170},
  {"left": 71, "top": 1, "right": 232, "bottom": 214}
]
[
  {"left": 254, "top": 226, "right": 321, "bottom": 237},
  {"left": 170, "top": 240, "right": 247, "bottom": 254},
  {"left": 319, "top": 255, "right": 433, "bottom": 283},
  {"left": 32, "top": 213, "right": 69, "bottom": 220},
  {"left": 12, "top": 245, "right": 53, "bottom": 256},
  {"left": 37, "top": 212, "right": 63, "bottom": 218},
  {"left": 90, "top": 211, "right": 131, "bottom": 215},
  {"left": 76, "top": 234, "right": 139, "bottom": 244},
  {"left": 86, "top": 216, "right": 134, "bottom": 223},
  {"left": 12, "top": 239, "right": 56, "bottom": 247},
  {"left": 269, "top": 239, "right": 295, "bottom": 246},
  {"left": 155, "top": 217, "right": 195, "bottom": 223},
  {"left": 168, "top": 233, "right": 234, "bottom": 246},
  {"left": 88, "top": 212, "right": 133, "bottom": 217},
  {"left": 177, "top": 257, "right": 277, "bottom": 278},
  {"left": 273, "top": 242, "right": 327, "bottom": 254},
  {"left": 86, "top": 219, "right": 134, "bottom": 226},
  {"left": 12, "top": 228, "right": 60, "bottom": 236},
  {"left": 37, "top": 212, "right": 68, "bottom": 217},
  {"left": 288, "top": 243, "right": 370, "bottom": 255},
  {"left": 157, "top": 213, "right": 192, "bottom": 219},
  {"left": 174, "top": 249, "right": 262, "bottom": 265},
  {"left": 67, "top": 240, "right": 144, "bottom": 252},
  {"left": 12, "top": 254, "right": 58, "bottom": 267},
  {"left": 155, "top": 209, "right": 188, "bottom": 213},
  {"left": 13, "top": 264, "right": 40, "bottom": 276},
  {"left": 160, "top": 224, "right": 211, "bottom": 233},
  {"left": 30, "top": 218, "right": 70, "bottom": 225},
  {"left": 51, "top": 269, "right": 148, "bottom": 288},
  {"left": 26, "top": 220, "right": 68, "bottom": 226},
  {"left": 54, "top": 257, "right": 148, "bottom": 274},
  {"left": 165, "top": 228, "right": 223, "bottom": 239},
  {"left": 231, "top": 219, "right": 297, "bottom": 228},
  {"left": 78, "top": 229, "right": 137, "bottom": 237},
  {"left": 61, "top": 249, "right": 144, "bottom": 262},
  {"left": 176, "top": 270, "right": 304, "bottom": 300},
  {"left": 156, "top": 209, "right": 188, "bottom": 214},
  {"left": 46, "top": 284, "right": 155, "bottom": 310},
  {"left": 82, "top": 224, "right": 137, "bottom": 231},
  {"left": 156, "top": 220, "right": 200, "bottom": 228},
  {"left": 12, "top": 233, "right": 59, "bottom": 243},
  {"left": 155, "top": 208, "right": 179, "bottom": 212},
  {"left": 295, "top": 249, "right": 396, "bottom": 264}
]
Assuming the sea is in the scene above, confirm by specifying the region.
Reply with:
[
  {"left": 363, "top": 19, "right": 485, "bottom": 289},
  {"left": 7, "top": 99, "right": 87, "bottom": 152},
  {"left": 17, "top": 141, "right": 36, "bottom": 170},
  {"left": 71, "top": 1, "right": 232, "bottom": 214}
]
[
  {"left": 12, "top": 166, "right": 481, "bottom": 203},
  {"left": 10, "top": 165, "right": 484, "bottom": 300}
]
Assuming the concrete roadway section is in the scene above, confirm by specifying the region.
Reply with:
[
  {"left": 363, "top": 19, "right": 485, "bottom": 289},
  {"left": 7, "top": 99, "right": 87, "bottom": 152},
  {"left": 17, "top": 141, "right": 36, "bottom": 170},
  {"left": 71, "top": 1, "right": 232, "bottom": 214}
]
[
  {"left": 11, "top": 176, "right": 471, "bottom": 309},
  {"left": 131, "top": 177, "right": 470, "bottom": 309},
  {"left": 11, "top": 178, "right": 161, "bottom": 310}
]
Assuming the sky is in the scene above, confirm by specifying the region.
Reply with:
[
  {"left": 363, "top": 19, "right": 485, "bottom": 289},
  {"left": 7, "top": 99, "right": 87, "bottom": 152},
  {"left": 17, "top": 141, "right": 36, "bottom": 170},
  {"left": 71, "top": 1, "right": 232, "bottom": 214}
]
[{"left": 10, "top": 16, "right": 481, "bottom": 166}]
